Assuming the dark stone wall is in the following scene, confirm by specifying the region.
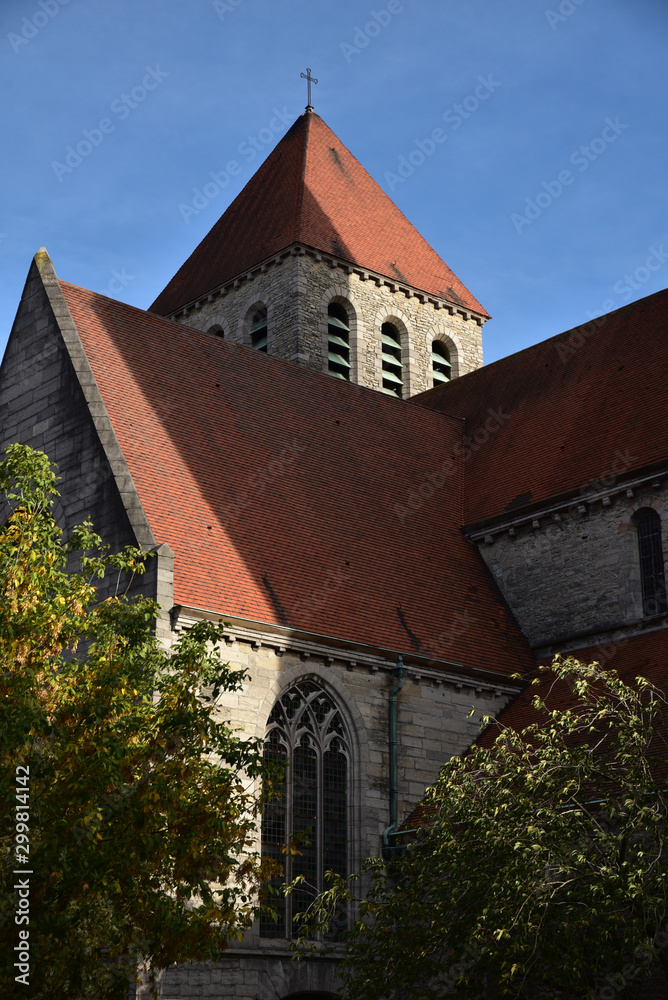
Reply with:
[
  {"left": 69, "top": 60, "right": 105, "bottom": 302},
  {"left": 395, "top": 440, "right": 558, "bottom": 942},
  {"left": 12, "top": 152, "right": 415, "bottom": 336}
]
[
  {"left": 0, "top": 257, "right": 158, "bottom": 605},
  {"left": 476, "top": 485, "right": 668, "bottom": 649}
]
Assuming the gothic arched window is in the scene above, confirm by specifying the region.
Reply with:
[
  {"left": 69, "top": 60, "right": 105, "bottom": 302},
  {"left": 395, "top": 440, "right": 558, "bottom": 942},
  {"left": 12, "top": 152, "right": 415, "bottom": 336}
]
[
  {"left": 432, "top": 340, "right": 452, "bottom": 386},
  {"left": 260, "top": 681, "right": 349, "bottom": 940},
  {"left": 633, "top": 508, "right": 667, "bottom": 616},
  {"left": 327, "top": 303, "right": 351, "bottom": 381},
  {"left": 250, "top": 307, "right": 268, "bottom": 352},
  {"left": 381, "top": 322, "right": 404, "bottom": 397}
]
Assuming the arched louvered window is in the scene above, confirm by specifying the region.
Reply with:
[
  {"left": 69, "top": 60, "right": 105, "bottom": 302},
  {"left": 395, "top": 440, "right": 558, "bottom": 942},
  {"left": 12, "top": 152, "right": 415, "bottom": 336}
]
[
  {"left": 207, "top": 324, "right": 225, "bottom": 338},
  {"left": 250, "top": 307, "right": 268, "bottom": 352},
  {"left": 381, "top": 322, "right": 404, "bottom": 397},
  {"left": 634, "top": 508, "right": 667, "bottom": 616},
  {"left": 432, "top": 340, "right": 452, "bottom": 386},
  {"left": 327, "top": 303, "right": 351, "bottom": 381},
  {"left": 260, "top": 681, "right": 348, "bottom": 940}
]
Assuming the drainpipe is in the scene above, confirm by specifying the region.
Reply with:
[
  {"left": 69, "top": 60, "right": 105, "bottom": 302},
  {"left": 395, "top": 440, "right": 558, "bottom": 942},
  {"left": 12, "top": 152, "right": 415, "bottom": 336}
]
[{"left": 382, "top": 654, "right": 408, "bottom": 859}]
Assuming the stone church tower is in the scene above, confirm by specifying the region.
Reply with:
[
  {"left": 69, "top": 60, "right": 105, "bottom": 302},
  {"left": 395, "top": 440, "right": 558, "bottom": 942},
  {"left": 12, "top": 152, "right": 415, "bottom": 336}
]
[
  {"left": 151, "top": 107, "right": 487, "bottom": 397},
  {"left": 2, "top": 100, "right": 668, "bottom": 999}
]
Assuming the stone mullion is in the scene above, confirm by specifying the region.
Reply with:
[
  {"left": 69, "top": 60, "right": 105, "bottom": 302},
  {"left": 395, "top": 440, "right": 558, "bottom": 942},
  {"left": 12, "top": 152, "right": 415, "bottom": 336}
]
[{"left": 283, "top": 718, "right": 295, "bottom": 934}]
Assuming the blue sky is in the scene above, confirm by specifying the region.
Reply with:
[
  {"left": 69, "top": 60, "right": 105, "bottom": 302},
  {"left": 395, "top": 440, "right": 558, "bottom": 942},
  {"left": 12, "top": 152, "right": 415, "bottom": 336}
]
[{"left": 1, "top": 0, "right": 666, "bottom": 364}]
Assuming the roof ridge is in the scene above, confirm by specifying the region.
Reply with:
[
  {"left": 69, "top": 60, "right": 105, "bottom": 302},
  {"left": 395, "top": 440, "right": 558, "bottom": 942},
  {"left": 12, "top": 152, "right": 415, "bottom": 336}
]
[
  {"left": 56, "top": 274, "right": 532, "bottom": 674},
  {"left": 295, "top": 110, "right": 311, "bottom": 238},
  {"left": 150, "top": 112, "right": 487, "bottom": 316},
  {"left": 412, "top": 285, "right": 668, "bottom": 407}
]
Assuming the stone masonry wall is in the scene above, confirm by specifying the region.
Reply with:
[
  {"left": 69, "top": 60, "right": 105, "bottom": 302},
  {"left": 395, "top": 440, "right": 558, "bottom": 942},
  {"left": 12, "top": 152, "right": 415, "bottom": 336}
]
[
  {"left": 141, "top": 613, "right": 515, "bottom": 998},
  {"left": 209, "top": 642, "right": 507, "bottom": 863},
  {"left": 142, "top": 953, "right": 341, "bottom": 1000},
  {"left": 0, "top": 258, "right": 158, "bottom": 606},
  {"left": 475, "top": 486, "right": 668, "bottom": 649},
  {"left": 170, "top": 248, "right": 484, "bottom": 397}
]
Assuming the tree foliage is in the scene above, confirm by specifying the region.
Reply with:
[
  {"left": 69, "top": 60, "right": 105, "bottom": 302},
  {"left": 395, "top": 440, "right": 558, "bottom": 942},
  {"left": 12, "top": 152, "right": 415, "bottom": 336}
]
[
  {"left": 0, "top": 444, "right": 273, "bottom": 999},
  {"left": 295, "top": 656, "right": 668, "bottom": 999}
]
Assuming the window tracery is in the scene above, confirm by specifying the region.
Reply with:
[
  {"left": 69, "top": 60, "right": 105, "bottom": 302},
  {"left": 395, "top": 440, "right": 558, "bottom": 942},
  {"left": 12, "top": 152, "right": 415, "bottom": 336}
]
[{"left": 260, "top": 681, "right": 348, "bottom": 939}]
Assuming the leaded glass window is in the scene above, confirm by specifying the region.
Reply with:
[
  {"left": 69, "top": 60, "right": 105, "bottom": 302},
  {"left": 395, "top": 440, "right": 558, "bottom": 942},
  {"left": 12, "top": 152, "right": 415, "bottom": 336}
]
[
  {"left": 260, "top": 681, "right": 349, "bottom": 939},
  {"left": 634, "top": 508, "right": 667, "bottom": 616}
]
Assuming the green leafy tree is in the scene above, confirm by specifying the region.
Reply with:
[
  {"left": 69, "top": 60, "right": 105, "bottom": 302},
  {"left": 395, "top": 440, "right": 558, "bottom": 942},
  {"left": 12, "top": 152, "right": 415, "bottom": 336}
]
[
  {"left": 295, "top": 657, "right": 668, "bottom": 999},
  {"left": 0, "top": 444, "right": 274, "bottom": 999}
]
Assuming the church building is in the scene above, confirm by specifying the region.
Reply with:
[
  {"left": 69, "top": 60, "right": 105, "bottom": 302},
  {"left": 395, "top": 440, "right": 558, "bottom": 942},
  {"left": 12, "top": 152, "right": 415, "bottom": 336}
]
[{"left": 2, "top": 100, "right": 667, "bottom": 999}]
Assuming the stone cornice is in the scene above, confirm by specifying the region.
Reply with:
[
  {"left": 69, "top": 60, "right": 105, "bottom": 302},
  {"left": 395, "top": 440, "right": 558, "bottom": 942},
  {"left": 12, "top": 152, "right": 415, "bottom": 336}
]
[
  {"left": 467, "top": 465, "right": 668, "bottom": 545},
  {"left": 533, "top": 611, "right": 668, "bottom": 660},
  {"left": 170, "top": 605, "right": 520, "bottom": 697},
  {"left": 166, "top": 242, "right": 487, "bottom": 327}
]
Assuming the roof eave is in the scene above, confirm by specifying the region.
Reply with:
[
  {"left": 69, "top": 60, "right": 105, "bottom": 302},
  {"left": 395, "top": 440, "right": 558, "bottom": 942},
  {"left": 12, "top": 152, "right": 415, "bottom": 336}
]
[{"left": 157, "top": 241, "right": 490, "bottom": 326}]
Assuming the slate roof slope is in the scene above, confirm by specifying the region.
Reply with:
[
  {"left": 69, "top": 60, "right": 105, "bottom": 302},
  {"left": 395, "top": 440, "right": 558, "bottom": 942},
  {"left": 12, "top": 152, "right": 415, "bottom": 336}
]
[
  {"left": 60, "top": 280, "right": 527, "bottom": 678},
  {"left": 411, "top": 289, "right": 668, "bottom": 525},
  {"left": 150, "top": 110, "right": 487, "bottom": 318}
]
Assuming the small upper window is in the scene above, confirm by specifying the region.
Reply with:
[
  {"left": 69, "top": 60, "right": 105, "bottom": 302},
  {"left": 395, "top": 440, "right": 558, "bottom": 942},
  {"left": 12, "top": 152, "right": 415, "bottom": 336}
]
[
  {"left": 381, "top": 323, "right": 404, "bottom": 397},
  {"left": 634, "top": 508, "right": 667, "bottom": 616},
  {"left": 250, "top": 307, "right": 267, "bottom": 352},
  {"left": 432, "top": 341, "right": 452, "bottom": 386},
  {"left": 327, "top": 303, "right": 351, "bottom": 381},
  {"left": 207, "top": 324, "right": 225, "bottom": 338}
]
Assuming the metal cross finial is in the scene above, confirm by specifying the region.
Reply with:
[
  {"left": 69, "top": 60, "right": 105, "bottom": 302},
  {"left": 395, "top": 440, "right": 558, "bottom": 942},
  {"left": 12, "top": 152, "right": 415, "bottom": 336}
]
[{"left": 300, "top": 67, "right": 318, "bottom": 109}]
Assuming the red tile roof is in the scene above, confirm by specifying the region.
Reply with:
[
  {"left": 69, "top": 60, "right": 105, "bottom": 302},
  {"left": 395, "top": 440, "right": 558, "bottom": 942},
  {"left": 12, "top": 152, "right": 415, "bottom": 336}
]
[
  {"left": 150, "top": 111, "right": 487, "bottom": 318},
  {"left": 403, "top": 628, "right": 668, "bottom": 828},
  {"left": 477, "top": 627, "right": 668, "bottom": 750},
  {"left": 61, "top": 280, "right": 526, "bottom": 678},
  {"left": 412, "top": 289, "right": 668, "bottom": 525}
]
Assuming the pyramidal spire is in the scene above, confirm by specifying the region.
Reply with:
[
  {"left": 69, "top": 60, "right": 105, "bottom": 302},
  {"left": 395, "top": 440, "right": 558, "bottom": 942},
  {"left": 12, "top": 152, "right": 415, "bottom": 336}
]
[{"left": 150, "top": 112, "right": 487, "bottom": 318}]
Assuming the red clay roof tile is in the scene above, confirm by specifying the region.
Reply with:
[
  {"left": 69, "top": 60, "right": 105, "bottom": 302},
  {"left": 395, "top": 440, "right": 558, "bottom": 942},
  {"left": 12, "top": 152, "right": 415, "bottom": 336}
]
[
  {"left": 477, "top": 628, "right": 668, "bottom": 749},
  {"left": 61, "top": 280, "right": 525, "bottom": 677},
  {"left": 150, "top": 111, "right": 487, "bottom": 318},
  {"left": 411, "top": 289, "right": 668, "bottom": 524}
]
